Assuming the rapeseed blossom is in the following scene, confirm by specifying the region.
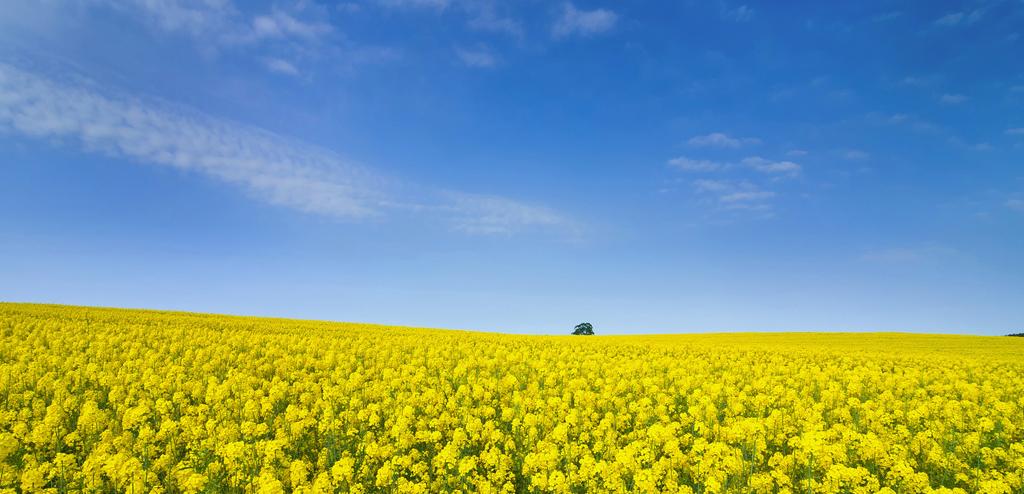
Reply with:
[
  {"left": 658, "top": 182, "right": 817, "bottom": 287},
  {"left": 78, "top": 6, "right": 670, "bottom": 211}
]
[{"left": 0, "top": 303, "right": 1022, "bottom": 492}]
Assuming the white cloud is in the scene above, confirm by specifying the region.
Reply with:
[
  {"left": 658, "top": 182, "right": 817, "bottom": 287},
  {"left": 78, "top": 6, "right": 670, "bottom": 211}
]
[
  {"left": 264, "top": 58, "right": 300, "bottom": 76},
  {"left": 370, "top": 0, "right": 522, "bottom": 36},
  {"left": 940, "top": 93, "right": 968, "bottom": 104},
  {"left": 1006, "top": 128, "right": 1024, "bottom": 136},
  {"left": 686, "top": 132, "right": 760, "bottom": 148},
  {"left": 934, "top": 12, "right": 965, "bottom": 26},
  {"left": 102, "top": 0, "right": 235, "bottom": 36},
  {"left": 667, "top": 156, "right": 726, "bottom": 172},
  {"left": 1007, "top": 199, "right": 1024, "bottom": 212},
  {"left": 468, "top": 14, "right": 522, "bottom": 36},
  {"left": 337, "top": 3, "right": 362, "bottom": 14},
  {"left": 693, "top": 179, "right": 774, "bottom": 210},
  {"left": 900, "top": 76, "right": 930, "bottom": 86},
  {"left": 873, "top": 11, "right": 901, "bottom": 22},
  {"left": 96, "top": 1, "right": 332, "bottom": 45},
  {"left": 552, "top": 3, "right": 617, "bottom": 38},
  {"left": 786, "top": 149, "right": 808, "bottom": 157},
  {"left": 934, "top": 8, "right": 984, "bottom": 27},
  {"left": 742, "top": 156, "right": 801, "bottom": 175},
  {"left": 884, "top": 113, "right": 939, "bottom": 133},
  {"left": 720, "top": 190, "right": 774, "bottom": 203},
  {"left": 59, "top": 1, "right": 337, "bottom": 76},
  {"left": 862, "top": 245, "right": 957, "bottom": 263},
  {"left": 0, "top": 63, "right": 571, "bottom": 235},
  {"left": 842, "top": 149, "right": 870, "bottom": 160},
  {"left": 455, "top": 46, "right": 498, "bottom": 68},
  {"left": 465, "top": 1, "right": 523, "bottom": 37},
  {"left": 721, "top": 4, "right": 753, "bottom": 22},
  {"left": 693, "top": 179, "right": 732, "bottom": 193},
  {"left": 444, "top": 192, "right": 573, "bottom": 235},
  {"left": 374, "top": 0, "right": 451, "bottom": 9},
  {"left": 249, "top": 11, "right": 332, "bottom": 41}
]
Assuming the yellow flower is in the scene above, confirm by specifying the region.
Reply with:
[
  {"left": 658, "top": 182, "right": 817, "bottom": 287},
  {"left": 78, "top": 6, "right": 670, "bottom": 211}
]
[{"left": 1, "top": 303, "right": 1022, "bottom": 494}]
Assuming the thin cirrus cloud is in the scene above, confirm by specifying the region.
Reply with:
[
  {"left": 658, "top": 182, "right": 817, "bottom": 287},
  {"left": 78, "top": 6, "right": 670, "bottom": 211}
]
[
  {"left": 667, "top": 146, "right": 800, "bottom": 215},
  {"left": 741, "top": 156, "right": 801, "bottom": 175},
  {"left": 263, "top": 58, "right": 301, "bottom": 76},
  {"left": 0, "top": 62, "right": 572, "bottom": 236},
  {"left": 668, "top": 155, "right": 801, "bottom": 176},
  {"left": 455, "top": 46, "right": 498, "bottom": 68},
  {"left": 861, "top": 245, "right": 958, "bottom": 263},
  {"left": 933, "top": 8, "right": 985, "bottom": 27},
  {"left": 95, "top": 0, "right": 234, "bottom": 36},
  {"left": 1006, "top": 128, "right": 1024, "bottom": 136},
  {"left": 247, "top": 11, "right": 333, "bottom": 41},
  {"left": 693, "top": 179, "right": 774, "bottom": 210},
  {"left": 93, "top": 0, "right": 332, "bottom": 44},
  {"left": 842, "top": 149, "right": 870, "bottom": 160},
  {"left": 372, "top": 0, "right": 523, "bottom": 38},
  {"left": 67, "top": 1, "right": 335, "bottom": 77},
  {"left": 373, "top": 0, "right": 451, "bottom": 10},
  {"left": 720, "top": 4, "right": 753, "bottom": 22},
  {"left": 667, "top": 156, "right": 726, "bottom": 172},
  {"left": 686, "top": 132, "right": 760, "bottom": 148},
  {"left": 552, "top": 3, "right": 618, "bottom": 38}
]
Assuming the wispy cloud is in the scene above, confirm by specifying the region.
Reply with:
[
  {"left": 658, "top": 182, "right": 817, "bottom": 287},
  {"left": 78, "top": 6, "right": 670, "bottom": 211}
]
[
  {"left": 934, "top": 8, "right": 985, "bottom": 27},
  {"left": 1007, "top": 199, "right": 1024, "bottom": 212},
  {"left": 935, "top": 12, "right": 966, "bottom": 26},
  {"left": 667, "top": 154, "right": 800, "bottom": 176},
  {"left": 465, "top": 1, "right": 523, "bottom": 37},
  {"left": 247, "top": 11, "right": 332, "bottom": 41},
  {"left": 0, "top": 62, "right": 572, "bottom": 235},
  {"left": 686, "top": 132, "right": 760, "bottom": 148},
  {"left": 873, "top": 11, "right": 902, "bottom": 22},
  {"left": 264, "top": 58, "right": 300, "bottom": 76},
  {"left": 371, "top": 0, "right": 523, "bottom": 37},
  {"left": 693, "top": 179, "right": 774, "bottom": 210},
  {"left": 455, "top": 45, "right": 498, "bottom": 68},
  {"left": 884, "top": 113, "right": 940, "bottom": 133},
  {"left": 842, "top": 149, "right": 870, "bottom": 160},
  {"left": 900, "top": 76, "right": 932, "bottom": 87},
  {"left": 940, "top": 93, "right": 968, "bottom": 104},
  {"left": 720, "top": 3, "right": 753, "bottom": 22},
  {"left": 786, "top": 149, "right": 808, "bottom": 157},
  {"left": 444, "top": 192, "right": 572, "bottom": 235},
  {"left": 861, "top": 245, "right": 957, "bottom": 263},
  {"left": 741, "top": 156, "right": 801, "bottom": 175},
  {"left": 1006, "top": 128, "right": 1024, "bottom": 136},
  {"left": 100, "top": 0, "right": 235, "bottom": 36},
  {"left": 552, "top": 3, "right": 617, "bottom": 38},
  {"left": 61, "top": 1, "right": 338, "bottom": 76},
  {"left": 667, "top": 156, "right": 726, "bottom": 172},
  {"left": 374, "top": 0, "right": 451, "bottom": 10},
  {"left": 99, "top": 0, "right": 332, "bottom": 45}
]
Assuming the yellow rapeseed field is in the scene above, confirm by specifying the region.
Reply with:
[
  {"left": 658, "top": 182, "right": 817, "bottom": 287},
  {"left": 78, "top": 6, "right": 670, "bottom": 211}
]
[{"left": 1, "top": 303, "right": 1022, "bottom": 493}]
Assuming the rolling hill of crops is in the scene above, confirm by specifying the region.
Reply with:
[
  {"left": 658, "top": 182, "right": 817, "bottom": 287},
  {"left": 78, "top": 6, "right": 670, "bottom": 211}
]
[{"left": 1, "top": 303, "right": 1022, "bottom": 493}]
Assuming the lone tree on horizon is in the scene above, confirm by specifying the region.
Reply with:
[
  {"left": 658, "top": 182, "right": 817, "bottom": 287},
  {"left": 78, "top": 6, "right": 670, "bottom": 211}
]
[{"left": 572, "top": 322, "right": 594, "bottom": 335}]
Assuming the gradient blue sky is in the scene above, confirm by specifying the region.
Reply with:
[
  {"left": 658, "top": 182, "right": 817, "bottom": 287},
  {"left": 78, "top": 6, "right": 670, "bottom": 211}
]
[{"left": 1, "top": 0, "right": 1022, "bottom": 334}]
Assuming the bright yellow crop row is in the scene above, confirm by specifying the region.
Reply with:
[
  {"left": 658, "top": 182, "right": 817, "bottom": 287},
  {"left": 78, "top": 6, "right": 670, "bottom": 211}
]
[{"left": 1, "top": 303, "right": 1022, "bottom": 493}]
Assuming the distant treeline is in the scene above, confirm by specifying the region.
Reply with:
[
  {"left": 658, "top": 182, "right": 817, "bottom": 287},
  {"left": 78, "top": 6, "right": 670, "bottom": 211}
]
[{"left": 1008, "top": 333, "right": 1024, "bottom": 337}]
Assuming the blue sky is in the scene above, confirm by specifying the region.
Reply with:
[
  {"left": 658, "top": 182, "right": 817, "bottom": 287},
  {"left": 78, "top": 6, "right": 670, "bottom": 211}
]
[{"left": 1, "top": 0, "right": 1022, "bottom": 334}]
